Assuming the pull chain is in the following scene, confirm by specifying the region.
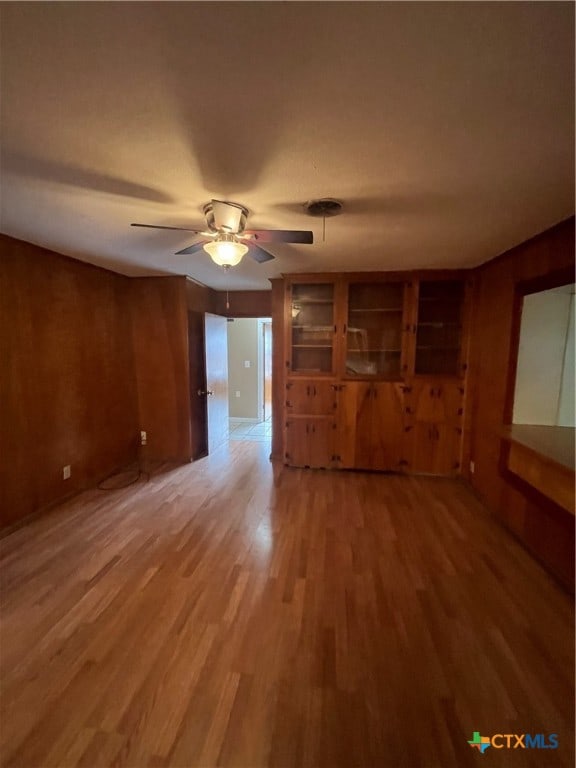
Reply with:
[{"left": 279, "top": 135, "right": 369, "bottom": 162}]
[
  {"left": 323, "top": 215, "right": 326, "bottom": 243},
  {"left": 226, "top": 289, "right": 230, "bottom": 311}
]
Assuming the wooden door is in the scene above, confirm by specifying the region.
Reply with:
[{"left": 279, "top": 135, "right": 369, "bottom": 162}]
[
  {"left": 406, "top": 422, "right": 461, "bottom": 475},
  {"left": 369, "top": 383, "right": 405, "bottom": 471},
  {"left": 350, "top": 382, "right": 374, "bottom": 469},
  {"left": 204, "top": 313, "right": 229, "bottom": 453},
  {"left": 188, "top": 311, "right": 208, "bottom": 459},
  {"left": 407, "top": 379, "right": 464, "bottom": 424},
  {"left": 337, "top": 382, "right": 405, "bottom": 471},
  {"left": 285, "top": 418, "right": 310, "bottom": 466},
  {"left": 307, "top": 418, "right": 336, "bottom": 468},
  {"left": 285, "top": 380, "right": 336, "bottom": 415},
  {"left": 335, "top": 383, "right": 359, "bottom": 468},
  {"left": 285, "top": 417, "right": 335, "bottom": 468},
  {"left": 263, "top": 321, "right": 272, "bottom": 421}
]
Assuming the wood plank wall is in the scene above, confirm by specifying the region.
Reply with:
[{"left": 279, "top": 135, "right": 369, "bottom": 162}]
[
  {"left": 0, "top": 238, "right": 275, "bottom": 529},
  {"left": 130, "top": 277, "right": 192, "bottom": 463},
  {"left": 0, "top": 235, "right": 138, "bottom": 528},
  {"left": 213, "top": 290, "right": 272, "bottom": 318},
  {"left": 467, "top": 217, "right": 575, "bottom": 590}
]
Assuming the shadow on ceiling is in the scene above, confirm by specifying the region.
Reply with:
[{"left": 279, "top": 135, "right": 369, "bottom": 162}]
[{"left": 1, "top": 151, "right": 175, "bottom": 204}]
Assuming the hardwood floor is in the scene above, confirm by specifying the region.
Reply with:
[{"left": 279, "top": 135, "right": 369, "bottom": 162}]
[{"left": 1, "top": 442, "right": 573, "bottom": 768}]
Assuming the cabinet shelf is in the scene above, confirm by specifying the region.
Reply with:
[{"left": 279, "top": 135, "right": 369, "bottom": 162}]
[
  {"left": 349, "top": 307, "right": 403, "bottom": 313},
  {"left": 292, "top": 325, "right": 333, "bottom": 330},
  {"left": 419, "top": 297, "right": 461, "bottom": 303},
  {"left": 293, "top": 344, "right": 333, "bottom": 349},
  {"left": 416, "top": 345, "right": 460, "bottom": 351},
  {"left": 348, "top": 348, "right": 401, "bottom": 353},
  {"left": 292, "top": 299, "right": 334, "bottom": 305},
  {"left": 417, "top": 322, "right": 461, "bottom": 328}
]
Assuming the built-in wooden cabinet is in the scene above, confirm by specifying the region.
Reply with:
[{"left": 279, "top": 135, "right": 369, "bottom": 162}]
[
  {"left": 281, "top": 273, "right": 472, "bottom": 476},
  {"left": 415, "top": 280, "right": 466, "bottom": 376},
  {"left": 403, "top": 380, "right": 465, "bottom": 475},
  {"left": 285, "top": 416, "right": 335, "bottom": 468},
  {"left": 344, "top": 282, "right": 407, "bottom": 378},
  {"left": 289, "top": 282, "right": 335, "bottom": 375},
  {"left": 335, "top": 382, "right": 406, "bottom": 471},
  {"left": 285, "top": 380, "right": 337, "bottom": 415}
]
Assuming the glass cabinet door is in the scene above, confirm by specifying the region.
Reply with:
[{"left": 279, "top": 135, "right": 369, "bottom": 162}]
[
  {"left": 345, "top": 282, "right": 404, "bottom": 378},
  {"left": 415, "top": 281, "right": 464, "bottom": 375},
  {"left": 290, "top": 283, "right": 335, "bottom": 374}
]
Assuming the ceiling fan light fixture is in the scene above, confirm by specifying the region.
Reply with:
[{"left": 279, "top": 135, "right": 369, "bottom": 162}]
[{"left": 204, "top": 234, "right": 248, "bottom": 267}]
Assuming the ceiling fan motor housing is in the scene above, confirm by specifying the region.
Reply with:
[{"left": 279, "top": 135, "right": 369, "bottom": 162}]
[{"left": 203, "top": 200, "right": 248, "bottom": 233}]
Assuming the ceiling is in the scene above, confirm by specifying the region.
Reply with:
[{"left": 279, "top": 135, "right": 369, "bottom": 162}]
[{"left": 1, "top": 2, "right": 574, "bottom": 290}]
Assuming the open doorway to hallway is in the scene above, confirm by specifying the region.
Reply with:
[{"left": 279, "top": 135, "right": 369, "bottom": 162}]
[{"left": 227, "top": 317, "right": 272, "bottom": 445}]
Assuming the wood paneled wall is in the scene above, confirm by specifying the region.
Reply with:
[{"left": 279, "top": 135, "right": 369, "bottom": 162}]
[
  {"left": 468, "top": 217, "right": 575, "bottom": 589},
  {"left": 213, "top": 290, "right": 272, "bottom": 318},
  {"left": 0, "top": 235, "right": 138, "bottom": 528},
  {"left": 130, "top": 277, "right": 192, "bottom": 463},
  {"left": 0, "top": 236, "right": 274, "bottom": 530}
]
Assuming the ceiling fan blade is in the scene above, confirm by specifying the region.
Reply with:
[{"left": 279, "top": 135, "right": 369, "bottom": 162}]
[
  {"left": 131, "top": 223, "right": 207, "bottom": 234},
  {"left": 248, "top": 244, "right": 275, "bottom": 263},
  {"left": 211, "top": 199, "right": 244, "bottom": 232},
  {"left": 243, "top": 229, "right": 313, "bottom": 244},
  {"left": 175, "top": 241, "right": 209, "bottom": 256}
]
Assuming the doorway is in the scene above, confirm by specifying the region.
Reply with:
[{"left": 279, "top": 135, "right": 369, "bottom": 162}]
[{"left": 226, "top": 317, "right": 272, "bottom": 445}]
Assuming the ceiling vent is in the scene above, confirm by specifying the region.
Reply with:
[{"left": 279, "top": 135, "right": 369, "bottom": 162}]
[{"left": 305, "top": 198, "right": 343, "bottom": 217}]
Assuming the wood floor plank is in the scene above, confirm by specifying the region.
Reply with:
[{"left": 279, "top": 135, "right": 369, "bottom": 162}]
[{"left": 0, "top": 440, "right": 573, "bottom": 767}]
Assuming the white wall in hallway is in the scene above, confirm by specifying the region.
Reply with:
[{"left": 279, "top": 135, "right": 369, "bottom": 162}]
[{"left": 227, "top": 318, "right": 259, "bottom": 419}]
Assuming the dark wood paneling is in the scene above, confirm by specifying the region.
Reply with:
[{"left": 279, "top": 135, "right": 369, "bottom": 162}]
[
  {"left": 185, "top": 278, "right": 216, "bottom": 313},
  {"left": 213, "top": 290, "right": 272, "bottom": 317},
  {"left": 0, "top": 235, "right": 138, "bottom": 528},
  {"left": 130, "top": 277, "right": 192, "bottom": 463},
  {"left": 468, "top": 217, "right": 575, "bottom": 590}
]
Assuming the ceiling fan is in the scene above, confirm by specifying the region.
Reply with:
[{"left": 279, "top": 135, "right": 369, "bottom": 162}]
[{"left": 131, "top": 199, "right": 313, "bottom": 267}]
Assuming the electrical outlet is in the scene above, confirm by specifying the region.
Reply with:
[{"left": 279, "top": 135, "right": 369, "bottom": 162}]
[
  {"left": 470, "top": 461, "right": 475, "bottom": 474},
  {"left": 63, "top": 465, "right": 71, "bottom": 480},
  {"left": 235, "top": 391, "right": 240, "bottom": 398},
  {"left": 140, "top": 430, "right": 147, "bottom": 445},
  {"left": 244, "top": 360, "right": 251, "bottom": 368}
]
